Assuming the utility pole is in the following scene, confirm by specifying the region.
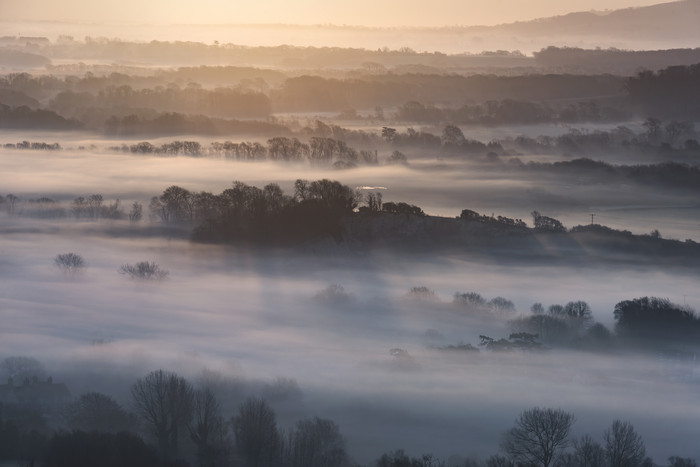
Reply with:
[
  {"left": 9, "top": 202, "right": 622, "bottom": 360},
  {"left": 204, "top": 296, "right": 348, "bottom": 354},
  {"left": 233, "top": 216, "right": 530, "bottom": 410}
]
[{"left": 590, "top": 213, "right": 595, "bottom": 225}]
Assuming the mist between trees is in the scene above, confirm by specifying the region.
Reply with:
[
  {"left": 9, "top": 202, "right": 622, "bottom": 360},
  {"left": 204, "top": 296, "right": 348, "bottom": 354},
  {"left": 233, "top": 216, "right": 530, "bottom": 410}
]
[{"left": 1, "top": 359, "right": 696, "bottom": 467}]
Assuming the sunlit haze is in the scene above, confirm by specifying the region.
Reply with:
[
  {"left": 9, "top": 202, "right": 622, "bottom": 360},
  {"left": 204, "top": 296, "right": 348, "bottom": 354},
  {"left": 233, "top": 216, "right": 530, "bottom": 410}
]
[{"left": 2, "top": 0, "right": 669, "bottom": 26}]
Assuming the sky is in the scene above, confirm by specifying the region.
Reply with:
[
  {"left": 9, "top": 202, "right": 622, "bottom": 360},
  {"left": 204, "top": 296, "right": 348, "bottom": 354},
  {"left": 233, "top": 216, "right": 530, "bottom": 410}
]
[{"left": 0, "top": 0, "right": 671, "bottom": 27}]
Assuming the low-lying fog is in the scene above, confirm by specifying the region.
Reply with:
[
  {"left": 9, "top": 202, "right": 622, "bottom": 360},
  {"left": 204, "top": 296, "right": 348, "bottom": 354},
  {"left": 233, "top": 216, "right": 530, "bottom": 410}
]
[
  {"left": 2, "top": 138, "right": 700, "bottom": 462},
  {"left": 2, "top": 143, "right": 698, "bottom": 241},
  {"left": 1, "top": 218, "right": 699, "bottom": 463}
]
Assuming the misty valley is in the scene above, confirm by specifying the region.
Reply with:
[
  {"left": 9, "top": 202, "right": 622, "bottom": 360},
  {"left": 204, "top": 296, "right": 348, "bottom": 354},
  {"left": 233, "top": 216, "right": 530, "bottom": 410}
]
[{"left": 2, "top": 3, "right": 700, "bottom": 466}]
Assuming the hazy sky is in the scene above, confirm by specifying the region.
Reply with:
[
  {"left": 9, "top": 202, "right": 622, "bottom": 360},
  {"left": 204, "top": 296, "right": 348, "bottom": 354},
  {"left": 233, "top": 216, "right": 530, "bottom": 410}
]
[{"left": 1, "top": 0, "right": 671, "bottom": 26}]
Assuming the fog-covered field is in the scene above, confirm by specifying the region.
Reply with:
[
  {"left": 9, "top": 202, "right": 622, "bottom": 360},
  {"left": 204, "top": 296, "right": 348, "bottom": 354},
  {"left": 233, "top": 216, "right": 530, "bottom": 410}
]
[
  {"left": 2, "top": 141, "right": 700, "bottom": 463},
  {"left": 3, "top": 6, "right": 700, "bottom": 461}
]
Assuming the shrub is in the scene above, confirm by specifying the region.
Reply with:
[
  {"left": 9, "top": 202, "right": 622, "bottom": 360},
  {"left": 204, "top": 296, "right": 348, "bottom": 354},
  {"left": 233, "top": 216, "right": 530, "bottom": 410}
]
[
  {"left": 119, "top": 261, "right": 169, "bottom": 280},
  {"left": 54, "top": 253, "right": 85, "bottom": 275}
]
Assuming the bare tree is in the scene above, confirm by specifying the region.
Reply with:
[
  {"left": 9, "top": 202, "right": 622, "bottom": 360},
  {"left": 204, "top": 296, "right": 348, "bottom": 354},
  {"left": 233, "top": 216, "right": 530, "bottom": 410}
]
[
  {"left": 5, "top": 193, "right": 18, "bottom": 215},
  {"left": 119, "top": 261, "right": 169, "bottom": 280},
  {"left": 129, "top": 201, "right": 143, "bottom": 223},
  {"left": 501, "top": 407, "right": 575, "bottom": 467},
  {"left": 232, "top": 397, "right": 281, "bottom": 467},
  {"left": 189, "top": 387, "right": 230, "bottom": 467},
  {"left": 286, "top": 417, "right": 347, "bottom": 467},
  {"left": 54, "top": 252, "right": 85, "bottom": 276},
  {"left": 131, "top": 370, "right": 194, "bottom": 460},
  {"left": 571, "top": 435, "right": 606, "bottom": 467},
  {"left": 604, "top": 420, "right": 646, "bottom": 467}
]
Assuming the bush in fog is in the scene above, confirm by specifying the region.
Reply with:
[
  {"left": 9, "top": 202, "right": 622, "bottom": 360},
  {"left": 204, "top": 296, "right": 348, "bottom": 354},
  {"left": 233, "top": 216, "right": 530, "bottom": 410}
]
[
  {"left": 119, "top": 261, "right": 169, "bottom": 280},
  {"left": 406, "top": 286, "right": 438, "bottom": 301},
  {"left": 54, "top": 253, "right": 86, "bottom": 276},
  {"left": 313, "top": 284, "right": 354, "bottom": 305},
  {"left": 128, "top": 201, "right": 143, "bottom": 222}
]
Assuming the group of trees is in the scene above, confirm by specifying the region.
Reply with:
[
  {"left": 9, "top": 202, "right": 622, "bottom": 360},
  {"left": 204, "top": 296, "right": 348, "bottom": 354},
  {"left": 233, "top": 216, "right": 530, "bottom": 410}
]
[
  {"left": 145, "top": 179, "right": 359, "bottom": 244},
  {"left": 404, "top": 285, "right": 696, "bottom": 353},
  {"left": 0, "top": 192, "right": 140, "bottom": 220},
  {"left": 0, "top": 368, "right": 348, "bottom": 467},
  {"left": 495, "top": 407, "right": 658, "bottom": 467},
  {"left": 4, "top": 366, "right": 695, "bottom": 467}
]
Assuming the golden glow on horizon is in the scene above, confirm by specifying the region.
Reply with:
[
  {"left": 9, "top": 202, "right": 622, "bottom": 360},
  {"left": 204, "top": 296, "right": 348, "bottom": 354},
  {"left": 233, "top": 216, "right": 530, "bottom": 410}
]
[{"left": 1, "top": 0, "right": 672, "bottom": 27}]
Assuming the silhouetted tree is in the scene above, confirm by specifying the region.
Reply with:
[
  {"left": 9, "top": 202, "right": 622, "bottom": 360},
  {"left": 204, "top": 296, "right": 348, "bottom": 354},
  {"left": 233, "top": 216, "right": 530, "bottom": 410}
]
[
  {"left": 604, "top": 420, "right": 646, "bottom": 467},
  {"left": 613, "top": 297, "right": 699, "bottom": 342},
  {"left": 286, "top": 417, "right": 347, "bottom": 467},
  {"left": 532, "top": 211, "right": 566, "bottom": 232},
  {"left": 501, "top": 407, "right": 575, "bottom": 467},
  {"left": 189, "top": 387, "right": 229, "bottom": 467},
  {"left": 571, "top": 435, "right": 606, "bottom": 467},
  {"left": 131, "top": 370, "right": 194, "bottom": 460},
  {"left": 232, "top": 397, "right": 281, "bottom": 467},
  {"left": 128, "top": 201, "right": 143, "bottom": 223}
]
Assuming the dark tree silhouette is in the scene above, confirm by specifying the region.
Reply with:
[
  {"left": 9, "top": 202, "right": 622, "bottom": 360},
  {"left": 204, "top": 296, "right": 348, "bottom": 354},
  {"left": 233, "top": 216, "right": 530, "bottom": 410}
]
[
  {"left": 501, "top": 407, "right": 574, "bottom": 467},
  {"left": 604, "top": 420, "right": 646, "bottom": 467},
  {"left": 613, "top": 297, "right": 699, "bottom": 342},
  {"left": 531, "top": 211, "right": 566, "bottom": 232},
  {"left": 286, "top": 417, "right": 347, "bottom": 467},
  {"left": 189, "top": 387, "right": 229, "bottom": 467},
  {"left": 232, "top": 397, "right": 281, "bottom": 467},
  {"left": 131, "top": 370, "right": 194, "bottom": 460}
]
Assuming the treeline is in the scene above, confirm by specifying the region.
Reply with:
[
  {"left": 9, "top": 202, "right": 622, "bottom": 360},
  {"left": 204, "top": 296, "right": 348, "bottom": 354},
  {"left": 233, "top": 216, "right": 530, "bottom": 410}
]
[
  {"left": 50, "top": 84, "right": 272, "bottom": 120},
  {"left": 394, "top": 98, "right": 629, "bottom": 125},
  {"left": 534, "top": 46, "right": 700, "bottom": 74},
  {"left": 3, "top": 36, "right": 533, "bottom": 69},
  {"left": 4, "top": 67, "right": 700, "bottom": 133},
  {"left": 270, "top": 73, "right": 623, "bottom": 112},
  {"left": 0, "top": 104, "right": 82, "bottom": 130},
  {"left": 0, "top": 364, "right": 350, "bottom": 467},
  {"left": 521, "top": 159, "right": 700, "bottom": 192},
  {"left": 626, "top": 64, "right": 700, "bottom": 118},
  {"left": 103, "top": 112, "right": 289, "bottom": 136},
  {"left": 114, "top": 136, "right": 379, "bottom": 167},
  {"left": 2, "top": 358, "right": 697, "bottom": 467},
  {"left": 0, "top": 70, "right": 624, "bottom": 124},
  {"left": 400, "top": 285, "right": 700, "bottom": 354}
]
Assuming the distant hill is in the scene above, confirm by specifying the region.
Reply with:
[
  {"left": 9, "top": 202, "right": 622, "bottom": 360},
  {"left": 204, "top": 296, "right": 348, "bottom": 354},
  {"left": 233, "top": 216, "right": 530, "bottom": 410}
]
[{"left": 469, "top": 0, "right": 700, "bottom": 50}]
